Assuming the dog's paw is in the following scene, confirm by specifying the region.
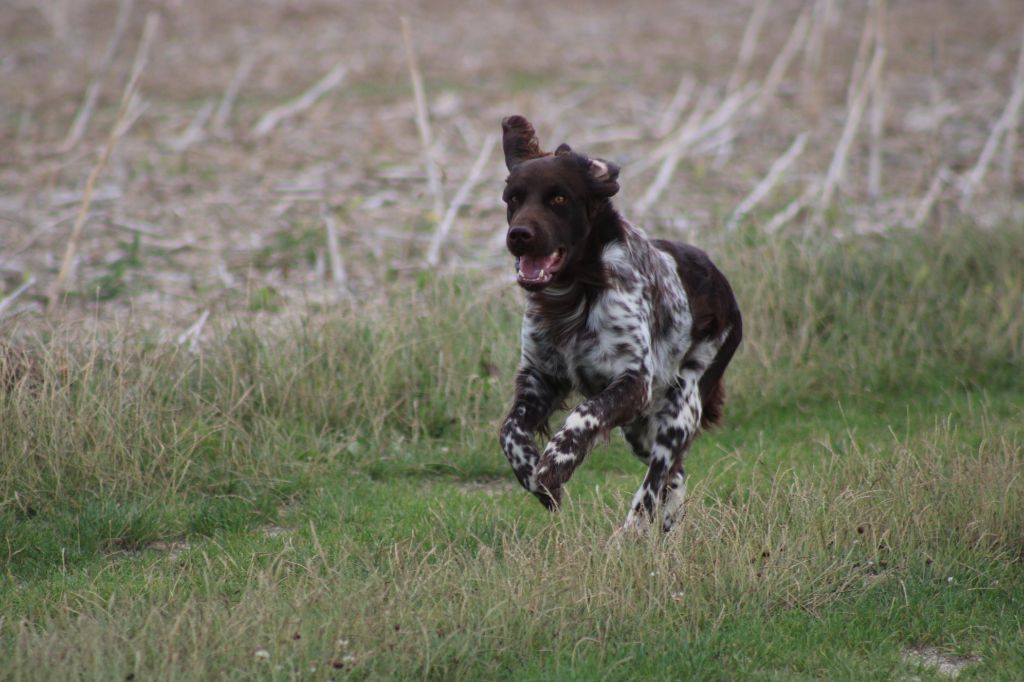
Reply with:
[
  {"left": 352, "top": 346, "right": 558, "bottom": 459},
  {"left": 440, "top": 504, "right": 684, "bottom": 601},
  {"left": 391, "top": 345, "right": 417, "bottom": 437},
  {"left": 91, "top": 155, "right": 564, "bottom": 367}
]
[
  {"left": 608, "top": 519, "right": 648, "bottom": 546},
  {"left": 533, "top": 484, "right": 561, "bottom": 511},
  {"left": 531, "top": 466, "right": 562, "bottom": 506},
  {"left": 619, "top": 508, "right": 652, "bottom": 535}
]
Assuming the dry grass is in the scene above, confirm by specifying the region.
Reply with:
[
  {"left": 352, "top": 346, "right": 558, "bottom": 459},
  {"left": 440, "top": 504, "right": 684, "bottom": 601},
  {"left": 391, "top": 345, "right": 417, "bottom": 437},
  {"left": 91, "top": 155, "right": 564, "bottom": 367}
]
[{"left": 3, "top": 419, "right": 1021, "bottom": 679}]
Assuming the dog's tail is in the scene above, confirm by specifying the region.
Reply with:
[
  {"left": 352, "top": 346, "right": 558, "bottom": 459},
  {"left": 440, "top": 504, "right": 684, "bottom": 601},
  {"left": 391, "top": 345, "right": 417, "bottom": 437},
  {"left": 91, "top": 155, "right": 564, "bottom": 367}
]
[{"left": 698, "top": 305, "right": 742, "bottom": 430}]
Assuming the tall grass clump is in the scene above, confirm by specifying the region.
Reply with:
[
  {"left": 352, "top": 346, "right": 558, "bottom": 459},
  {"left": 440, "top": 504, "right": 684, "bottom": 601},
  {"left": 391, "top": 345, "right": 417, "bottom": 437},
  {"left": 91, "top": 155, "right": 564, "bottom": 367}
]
[
  {"left": 2, "top": 224, "right": 1021, "bottom": 519},
  {"left": 204, "top": 278, "right": 521, "bottom": 448},
  {"left": 0, "top": 278, "right": 522, "bottom": 516},
  {"left": 724, "top": 222, "right": 1024, "bottom": 408}
]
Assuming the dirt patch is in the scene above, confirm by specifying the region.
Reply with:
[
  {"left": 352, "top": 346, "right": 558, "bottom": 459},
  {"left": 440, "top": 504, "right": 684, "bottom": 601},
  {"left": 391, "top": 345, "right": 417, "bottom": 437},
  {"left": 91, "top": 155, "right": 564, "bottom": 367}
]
[
  {"left": 902, "top": 646, "right": 980, "bottom": 679},
  {"left": 261, "top": 524, "right": 292, "bottom": 538},
  {"left": 146, "top": 539, "right": 190, "bottom": 559}
]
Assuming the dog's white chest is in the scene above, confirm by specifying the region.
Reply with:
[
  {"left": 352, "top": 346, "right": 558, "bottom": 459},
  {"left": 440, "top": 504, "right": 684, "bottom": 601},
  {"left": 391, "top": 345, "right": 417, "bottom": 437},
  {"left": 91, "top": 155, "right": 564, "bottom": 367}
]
[{"left": 521, "top": 234, "right": 696, "bottom": 398}]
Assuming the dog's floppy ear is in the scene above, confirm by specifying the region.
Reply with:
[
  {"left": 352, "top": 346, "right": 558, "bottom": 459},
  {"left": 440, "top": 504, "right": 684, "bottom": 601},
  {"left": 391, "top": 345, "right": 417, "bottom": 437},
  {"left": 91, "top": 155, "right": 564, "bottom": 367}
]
[
  {"left": 502, "top": 115, "right": 546, "bottom": 170},
  {"left": 587, "top": 157, "right": 620, "bottom": 198}
]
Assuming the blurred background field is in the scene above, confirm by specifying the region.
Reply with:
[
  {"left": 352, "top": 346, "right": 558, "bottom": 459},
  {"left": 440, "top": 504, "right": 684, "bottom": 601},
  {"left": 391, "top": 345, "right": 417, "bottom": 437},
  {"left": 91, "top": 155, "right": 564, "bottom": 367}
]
[
  {"left": 2, "top": 1, "right": 1023, "bottom": 679},
  {"left": 2, "top": 0, "right": 1023, "bottom": 324}
]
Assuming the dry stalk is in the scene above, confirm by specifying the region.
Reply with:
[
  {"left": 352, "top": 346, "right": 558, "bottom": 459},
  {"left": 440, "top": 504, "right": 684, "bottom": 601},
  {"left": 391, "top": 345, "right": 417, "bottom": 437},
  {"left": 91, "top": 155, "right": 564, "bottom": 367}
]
[
  {"left": 111, "top": 218, "right": 164, "bottom": 237},
  {"left": 39, "top": 0, "right": 71, "bottom": 40},
  {"left": 635, "top": 84, "right": 755, "bottom": 213},
  {"left": 867, "top": 0, "right": 887, "bottom": 201},
  {"left": 752, "top": 5, "right": 811, "bottom": 115},
  {"left": 547, "top": 87, "right": 599, "bottom": 126},
  {"left": 251, "top": 63, "right": 347, "bottom": 139},
  {"left": 1001, "top": 119, "right": 1018, "bottom": 190},
  {"left": 999, "top": 40, "right": 1023, "bottom": 192},
  {"left": 630, "top": 87, "right": 712, "bottom": 178},
  {"left": 400, "top": 16, "right": 446, "bottom": 223},
  {"left": 169, "top": 99, "right": 214, "bottom": 152},
  {"left": 653, "top": 74, "right": 696, "bottom": 137},
  {"left": 426, "top": 137, "right": 495, "bottom": 268},
  {"left": 1000, "top": 32, "right": 1024, "bottom": 190},
  {"left": 651, "top": 83, "right": 757, "bottom": 166},
  {"left": 690, "top": 84, "right": 756, "bottom": 146},
  {"left": 117, "top": 92, "right": 149, "bottom": 136},
  {"left": 577, "top": 126, "right": 645, "bottom": 148},
  {"left": 727, "top": 133, "right": 807, "bottom": 231},
  {"left": 765, "top": 181, "right": 820, "bottom": 234},
  {"left": 820, "top": 43, "right": 884, "bottom": 209},
  {"left": 175, "top": 309, "right": 210, "bottom": 353},
  {"left": 633, "top": 89, "right": 715, "bottom": 213},
  {"left": 960, "top": 28, "right": 1024, "bottom": 210},
  {"left": 0, "top": 276, "right": 37, "bottom": 320},
  {"left": 704, "top": 126, "right": 740, "bottom": 160},
  {"left": 452, "top": 115, "right": 477, "bottom": 150},
  {"left": 59, "top": 0, "right": 135, "bottom": 152},
  {"left": 800, "top": 0, "right": 835, "bottom": 117},
  {"left": 727, "top": 0, "right": 770, "bottom": 94},
  {"left": 867, "top": 85, "right": 886, "bottom": 201},
  {"left": 213, "top": 51, "right": 257, "bottom": 138},
  {"left": 908, "top": 165, "right": 951, "bottom": 229},
  {"left": 846, "top": 0, "right": 877, "bottom": 109},
  {"left": 46, "top": 12, "right": 159, "bottom": 312},
  {"left": 321, "top": 204, "right": 348, "bottom": 292}
]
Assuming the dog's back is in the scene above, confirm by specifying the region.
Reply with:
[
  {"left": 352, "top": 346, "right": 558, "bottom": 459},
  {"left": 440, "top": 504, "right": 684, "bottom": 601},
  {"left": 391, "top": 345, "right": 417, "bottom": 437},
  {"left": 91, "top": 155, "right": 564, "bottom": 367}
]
[{"left": 651, "top": 240, "right": 743, "bottom": 428}]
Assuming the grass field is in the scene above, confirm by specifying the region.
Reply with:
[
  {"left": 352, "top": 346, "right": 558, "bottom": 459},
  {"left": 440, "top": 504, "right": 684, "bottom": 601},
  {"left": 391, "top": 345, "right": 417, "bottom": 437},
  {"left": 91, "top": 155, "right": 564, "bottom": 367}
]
[
  {"left": 3, "top": 0, "right": 1024, "bottom": 679},
  {"left": 2, "top": 224, "right": 1023, "bottom": 680}
]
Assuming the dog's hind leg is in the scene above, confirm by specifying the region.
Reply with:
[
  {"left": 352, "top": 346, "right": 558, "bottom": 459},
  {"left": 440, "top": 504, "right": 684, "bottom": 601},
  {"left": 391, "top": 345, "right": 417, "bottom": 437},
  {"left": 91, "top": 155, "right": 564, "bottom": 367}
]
[
  {"left": 621, "top": 416, "right": 658, "bottom": 531},
  {"left": 622, "top": 376, "right": 702, "bottom": 532},
  {"left": 660, "top": 375, "right": 702, "bottom": 533},
  {"left": 622, "top": 416, "right": 652, "bottom": 465}
]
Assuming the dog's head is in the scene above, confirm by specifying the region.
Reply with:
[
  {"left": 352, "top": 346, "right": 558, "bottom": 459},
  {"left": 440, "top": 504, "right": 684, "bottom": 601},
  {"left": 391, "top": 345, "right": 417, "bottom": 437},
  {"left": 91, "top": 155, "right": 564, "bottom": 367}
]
[{"left": 501, "top": 115, "right": 620, "bottom": 291}]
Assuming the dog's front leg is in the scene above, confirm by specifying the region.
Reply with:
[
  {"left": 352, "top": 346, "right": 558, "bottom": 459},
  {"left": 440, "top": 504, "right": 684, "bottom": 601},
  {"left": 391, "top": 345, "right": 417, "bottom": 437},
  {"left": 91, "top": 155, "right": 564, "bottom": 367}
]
[
  {"left": 499, "top": 367, "right": 568, "bottom": 509},
  {"left": 533, "top": 370, "right": 650, "bottom": 508}
]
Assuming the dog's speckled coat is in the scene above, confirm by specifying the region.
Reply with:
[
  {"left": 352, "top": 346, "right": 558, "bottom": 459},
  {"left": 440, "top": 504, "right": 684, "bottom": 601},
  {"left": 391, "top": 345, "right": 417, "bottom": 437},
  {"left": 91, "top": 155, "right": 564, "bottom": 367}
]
[{"left": 498, "top": 115, "right": 742, "bottom": 531}]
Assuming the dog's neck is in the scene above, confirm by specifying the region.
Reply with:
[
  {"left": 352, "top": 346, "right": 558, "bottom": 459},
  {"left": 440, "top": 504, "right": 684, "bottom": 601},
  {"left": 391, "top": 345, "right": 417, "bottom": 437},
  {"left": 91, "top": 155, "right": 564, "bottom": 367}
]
[{"left": 526, "top": 200, "right": 625, "bottom": 340}]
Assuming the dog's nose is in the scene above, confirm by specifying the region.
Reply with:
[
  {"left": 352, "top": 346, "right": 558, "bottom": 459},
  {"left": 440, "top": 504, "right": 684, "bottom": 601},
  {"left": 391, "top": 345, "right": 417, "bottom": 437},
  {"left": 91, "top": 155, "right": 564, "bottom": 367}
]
[{"left": 506, "top": 225, "right": 535, "bottom": 249}]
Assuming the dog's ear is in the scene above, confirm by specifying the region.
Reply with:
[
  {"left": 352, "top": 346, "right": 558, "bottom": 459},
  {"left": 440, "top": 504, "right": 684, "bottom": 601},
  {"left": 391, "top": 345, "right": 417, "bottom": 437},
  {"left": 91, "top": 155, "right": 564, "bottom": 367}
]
[
  {"left": 587, "top": 157, "right": 620, "bottom": 198},
  {"left": 555, "top": 143, "right": 573, "bottom": 155},
  {"left": 502, "top": 115, "right": 546, "bottom": 170}
]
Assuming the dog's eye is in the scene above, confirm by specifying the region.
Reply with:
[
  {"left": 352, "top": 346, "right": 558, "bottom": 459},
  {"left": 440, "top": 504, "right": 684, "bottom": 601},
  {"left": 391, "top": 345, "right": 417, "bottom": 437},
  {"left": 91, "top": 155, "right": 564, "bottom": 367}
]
[
  {"left": 506, "top": 195, "right": 518, "bottom": 207},
  {"left": 550, "top": 194, "right": 567, "bottom": 206}
]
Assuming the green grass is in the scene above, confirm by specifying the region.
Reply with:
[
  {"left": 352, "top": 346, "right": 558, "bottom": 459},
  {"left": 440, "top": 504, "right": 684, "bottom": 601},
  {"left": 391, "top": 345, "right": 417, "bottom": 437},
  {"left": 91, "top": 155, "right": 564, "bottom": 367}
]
[{"left": 2, "top": 225, "right": 1023, "bottom": 679}]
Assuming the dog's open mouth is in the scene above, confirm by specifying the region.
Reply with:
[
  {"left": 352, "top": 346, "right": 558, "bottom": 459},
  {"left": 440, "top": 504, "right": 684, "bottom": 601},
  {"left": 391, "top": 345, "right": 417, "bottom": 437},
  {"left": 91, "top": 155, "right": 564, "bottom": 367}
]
[{"left": 516, "top": 249, "right": 565, "bottom": 288}]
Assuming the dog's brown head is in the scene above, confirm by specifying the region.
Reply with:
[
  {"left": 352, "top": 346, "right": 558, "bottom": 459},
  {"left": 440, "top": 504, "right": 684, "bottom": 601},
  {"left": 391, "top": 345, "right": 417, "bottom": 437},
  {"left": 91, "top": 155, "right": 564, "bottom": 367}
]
[{"left": 501, "top": 115, "right": 620, "bottom": 291}]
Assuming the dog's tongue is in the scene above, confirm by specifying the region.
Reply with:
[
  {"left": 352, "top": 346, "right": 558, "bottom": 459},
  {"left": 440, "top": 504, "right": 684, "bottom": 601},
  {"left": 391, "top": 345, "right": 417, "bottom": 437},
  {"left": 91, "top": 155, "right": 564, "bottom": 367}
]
[{"left": 519, "top": 252, "right": 560, "bottom": 279}]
